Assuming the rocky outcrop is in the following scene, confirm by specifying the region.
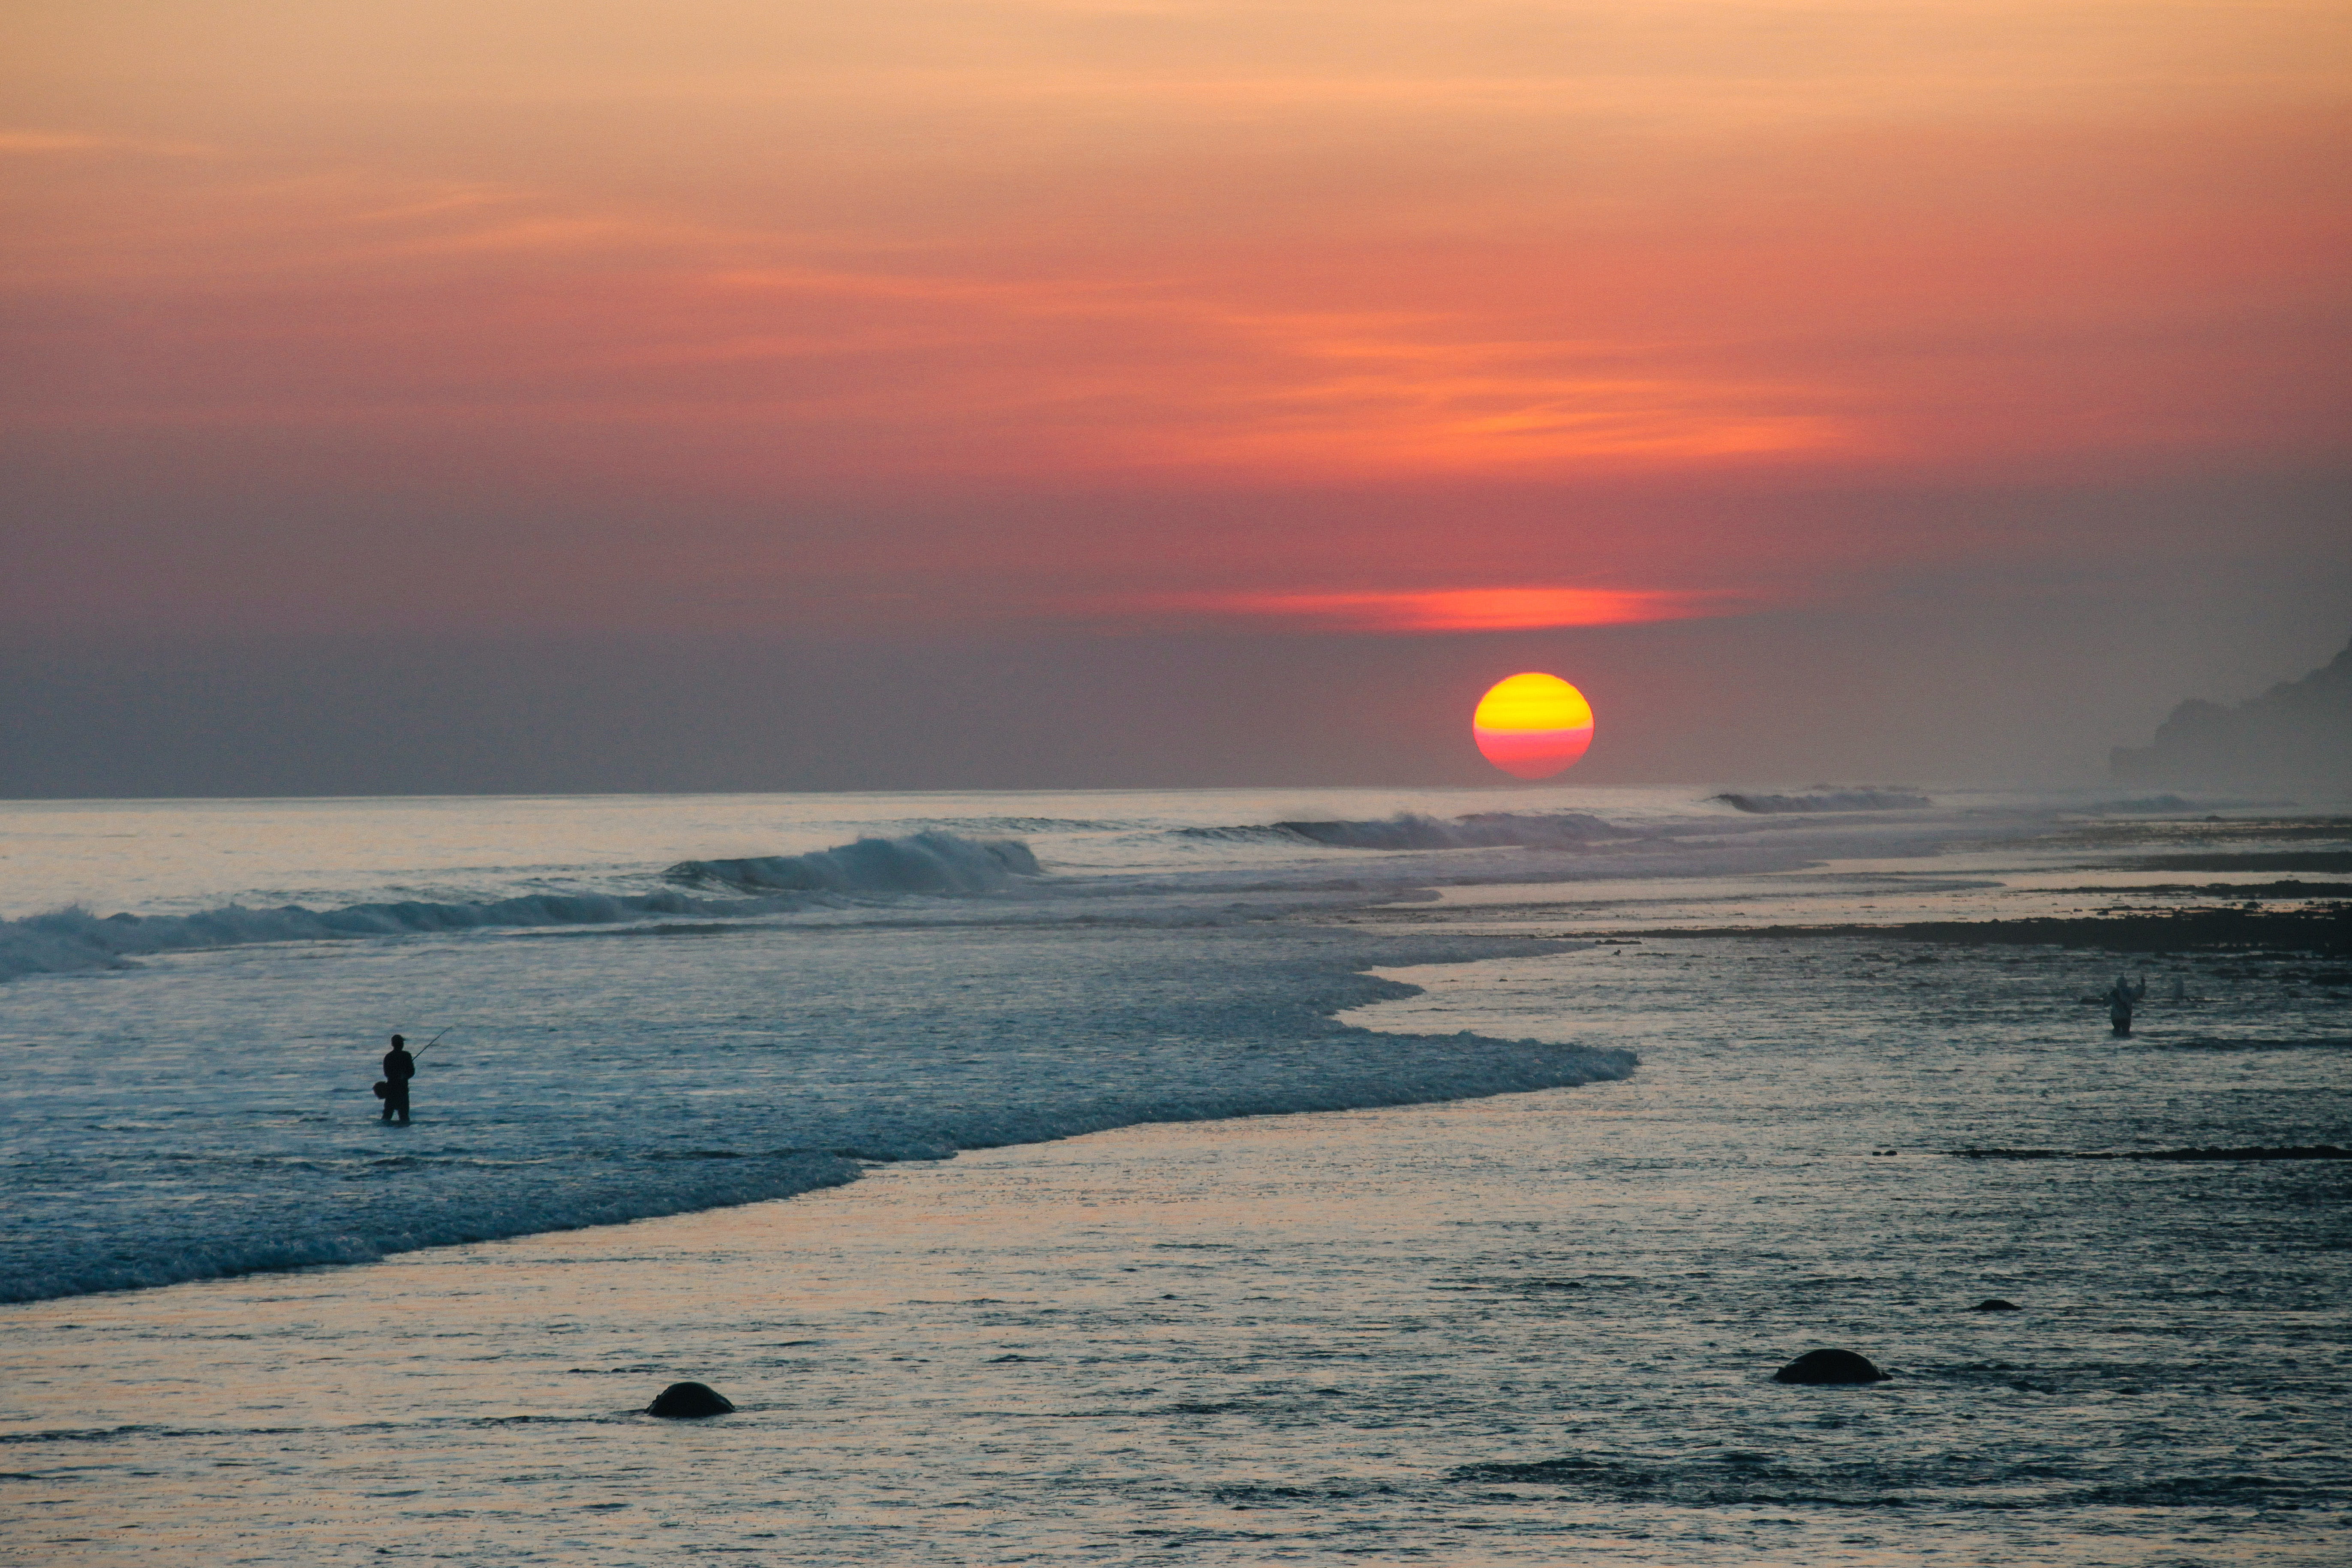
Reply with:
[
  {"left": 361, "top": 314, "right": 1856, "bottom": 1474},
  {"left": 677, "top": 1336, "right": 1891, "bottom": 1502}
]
[
  {"left": 1772, "top": 1349, "right": 1887, "bottom": 1384},
  {"left": 2112, "top": 637, "right": 2352, "bottom": 790},
  {"left": 646, "top": 1381, "right": 736, "bottom": 1417}
]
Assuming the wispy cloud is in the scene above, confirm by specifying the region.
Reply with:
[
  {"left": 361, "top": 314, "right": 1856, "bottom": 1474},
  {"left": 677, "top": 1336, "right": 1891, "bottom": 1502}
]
[{"left": 0, "top": 129, "right": 216, "bottom": 157}]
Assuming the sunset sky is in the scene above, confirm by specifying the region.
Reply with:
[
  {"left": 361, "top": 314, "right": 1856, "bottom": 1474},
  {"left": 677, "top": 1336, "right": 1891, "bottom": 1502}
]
[{"left": 5, "top": 1, "right": 2348, "bottom": 792}]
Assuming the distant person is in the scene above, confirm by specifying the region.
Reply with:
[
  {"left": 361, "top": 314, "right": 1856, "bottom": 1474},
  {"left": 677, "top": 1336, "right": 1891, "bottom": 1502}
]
[
  {"left": 380, "top": 1034, "right": 415, "bottom": 1124},
  {"left": 2105, "top": 974, "right": 2147, "bottom": 1036}
]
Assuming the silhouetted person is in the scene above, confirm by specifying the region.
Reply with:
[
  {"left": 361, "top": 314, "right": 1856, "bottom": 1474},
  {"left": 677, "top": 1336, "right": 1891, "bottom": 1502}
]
[
  {"left": 381, "top": 1034, "right": 415, "bottom": 1123},
  {"left": 2106, "top": 974, "right": 2147, "bottom": 1036}
]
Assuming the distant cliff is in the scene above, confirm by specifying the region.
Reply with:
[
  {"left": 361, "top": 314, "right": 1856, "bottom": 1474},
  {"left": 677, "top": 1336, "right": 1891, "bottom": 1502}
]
[{"left": 2112, "top": 637, "right": 2352, "bottom": 790}]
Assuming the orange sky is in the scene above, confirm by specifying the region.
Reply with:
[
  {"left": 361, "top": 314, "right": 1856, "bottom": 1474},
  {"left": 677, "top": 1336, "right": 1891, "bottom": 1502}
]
[{"left": 5, "top": 0, "right": 2348, "bottom": 641}]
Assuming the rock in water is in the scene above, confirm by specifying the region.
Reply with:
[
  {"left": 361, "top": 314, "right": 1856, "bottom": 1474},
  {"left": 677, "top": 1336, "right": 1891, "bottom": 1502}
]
[
  {"left": 1970, "top": 1298, "right": 2022, "bottom": 1312},
  {"left": 646, "top": 1381, "right": 735, "bottom": 1418},
  {"left": 1772, "top": 1349, "right": 1887, "bottom": 1385}
]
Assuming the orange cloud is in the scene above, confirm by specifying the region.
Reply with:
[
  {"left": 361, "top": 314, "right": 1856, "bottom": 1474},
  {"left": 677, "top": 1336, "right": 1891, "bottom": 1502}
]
[
  {"left": 3, "top": 0, "right": 2345, "bottom": 639},
  {"left": 0, "top": 128, "right": 216, "bottom": 157}
]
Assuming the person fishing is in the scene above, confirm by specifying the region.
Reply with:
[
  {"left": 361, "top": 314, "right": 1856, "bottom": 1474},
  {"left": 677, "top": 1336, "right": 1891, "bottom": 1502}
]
[
  {"left": 2105, "top": 973, "right": 2148, "bottom": 1036},
  {"left": 379, "top": 1034, "right": 416, "bottom": 1124}
]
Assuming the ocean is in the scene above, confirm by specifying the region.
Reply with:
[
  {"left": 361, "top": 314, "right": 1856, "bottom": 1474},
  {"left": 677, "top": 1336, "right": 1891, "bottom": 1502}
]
[{"left": 1, "top": 784, "right": 2346, "bottom": 1564}]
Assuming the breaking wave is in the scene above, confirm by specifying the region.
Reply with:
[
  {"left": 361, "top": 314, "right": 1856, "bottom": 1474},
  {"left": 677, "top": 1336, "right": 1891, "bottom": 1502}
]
[
  {"left": 0, "top": 832, "right": 1044, "bottom": 982},
  {"left": 1712, "top": 790, "right": 1931, "bottom": 814},
  {"left": 665, "top": 832, "right": 1041, "bottom": 893},
  {"left": 2077, "top": 795, "right": 2196, "bottom": 814},
  {"left": 0, "top": 890, "right": 713, "bottom": 982},
  {"left": 1183, "top": 811, "right": 1630, "bottom": 851}
]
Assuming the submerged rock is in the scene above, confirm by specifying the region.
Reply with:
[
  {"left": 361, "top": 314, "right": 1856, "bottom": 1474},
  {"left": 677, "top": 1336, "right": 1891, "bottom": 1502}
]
[
  {"left": 646, "top": 1381, "right": 736, "bottom": 1418},
  {"left": 1970, "top": 1298, "right": 2022, "bottom": 1312},
  {"left": 1772, "top": 1349, "right": 1886, "bottom": 1385}
]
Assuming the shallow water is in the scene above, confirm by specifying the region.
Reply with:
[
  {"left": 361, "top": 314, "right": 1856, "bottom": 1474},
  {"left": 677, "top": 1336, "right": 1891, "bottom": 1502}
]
[
  {"left": 5, "top": 935, "right": 2347, "bottom": 1565},
  {"left": 3, "top": 784, "right": 2140, "bottom": 1303},
  {"left": 2, "top": 786, "right": 2346, "bottom": 1563}
]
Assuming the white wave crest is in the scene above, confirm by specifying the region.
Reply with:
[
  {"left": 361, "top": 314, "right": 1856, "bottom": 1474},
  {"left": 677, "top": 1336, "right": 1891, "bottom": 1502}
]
[
  {"left": 0, "top": 832, "right": 1044, "bottom": 981},
  {"left": 665, "top": 832, "right": 1041, "bottom": 892},
  {"left": 1181, "top": 812, "right": 1628, "bottom": 850},
  {"left": 1711, "top": 790, "right": 1931, "bottom": 814}
]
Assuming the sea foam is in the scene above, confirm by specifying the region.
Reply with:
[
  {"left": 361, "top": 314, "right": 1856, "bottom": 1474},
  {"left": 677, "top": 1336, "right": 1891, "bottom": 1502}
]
[
  {"left": 0, "top": 923, "right": 1633, "bottom": 1303},
  {"left": 0, "top": 832, "right": 1039, "bottom": 981}
]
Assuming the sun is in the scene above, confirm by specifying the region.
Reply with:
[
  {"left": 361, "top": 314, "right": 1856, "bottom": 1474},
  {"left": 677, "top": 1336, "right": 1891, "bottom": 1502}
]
[{"left": 1472, "top": 673, "right": 1595, "bottom": 779}]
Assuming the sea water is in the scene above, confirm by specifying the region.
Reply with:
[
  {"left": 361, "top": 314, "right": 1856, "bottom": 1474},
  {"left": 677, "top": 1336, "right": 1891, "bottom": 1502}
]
[{"left": 1, "top": 784, "right": 2346, "bottom": 1563}]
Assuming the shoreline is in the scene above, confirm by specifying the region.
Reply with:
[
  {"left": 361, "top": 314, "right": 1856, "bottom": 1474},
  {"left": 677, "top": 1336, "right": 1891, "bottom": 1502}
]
[{"left": 0, "top": 928, "right": 1633, "bottom": 1308}]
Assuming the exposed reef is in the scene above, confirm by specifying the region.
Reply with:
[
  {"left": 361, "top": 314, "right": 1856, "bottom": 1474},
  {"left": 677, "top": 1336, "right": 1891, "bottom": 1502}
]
[{"left": 1615, "top": 903, "right": 2352, "bottom": 956}]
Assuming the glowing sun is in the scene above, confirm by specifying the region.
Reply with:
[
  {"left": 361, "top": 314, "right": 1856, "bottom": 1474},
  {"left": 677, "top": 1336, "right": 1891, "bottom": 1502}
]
[{"left": 1473, "top": 673, "right": 1595, "bottom": 779}]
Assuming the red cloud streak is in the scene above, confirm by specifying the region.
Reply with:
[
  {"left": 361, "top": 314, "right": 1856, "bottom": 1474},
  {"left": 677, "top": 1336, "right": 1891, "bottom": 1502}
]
[{"left": 1117, "top": 588, "right": 1741, "bottom": 634}]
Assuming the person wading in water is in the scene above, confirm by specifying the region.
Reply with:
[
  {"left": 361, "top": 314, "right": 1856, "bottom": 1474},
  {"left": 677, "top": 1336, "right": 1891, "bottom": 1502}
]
[
  {"left": 379, "top": 1034, "right": 416, "bottom": 1124},
  {"left": 2105, "top": 974, "right": 2148, "bottom": 1036}
]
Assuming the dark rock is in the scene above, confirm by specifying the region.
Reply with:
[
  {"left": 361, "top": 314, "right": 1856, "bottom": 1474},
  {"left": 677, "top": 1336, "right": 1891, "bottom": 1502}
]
[
  {"left": 646, "top": 1381, "right": 735, "bottom": 1418},
  {"left": 1970, "top": 1298, "right": 2022, "bottom": 1312},
  {"left": 1772, "top": 1349, "right": 1886, "bottom": 1385}
]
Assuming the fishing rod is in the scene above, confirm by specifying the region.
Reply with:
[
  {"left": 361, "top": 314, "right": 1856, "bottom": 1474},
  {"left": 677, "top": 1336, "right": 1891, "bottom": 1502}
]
[{"left": 413, "top": 1025, "right": 458, "bottom": 1058}]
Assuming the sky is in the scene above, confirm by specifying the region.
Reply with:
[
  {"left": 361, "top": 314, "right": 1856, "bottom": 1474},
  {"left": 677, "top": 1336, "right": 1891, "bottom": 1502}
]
[{"left": 4, "top": 1, "right": 2348, "bottom": 794}]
